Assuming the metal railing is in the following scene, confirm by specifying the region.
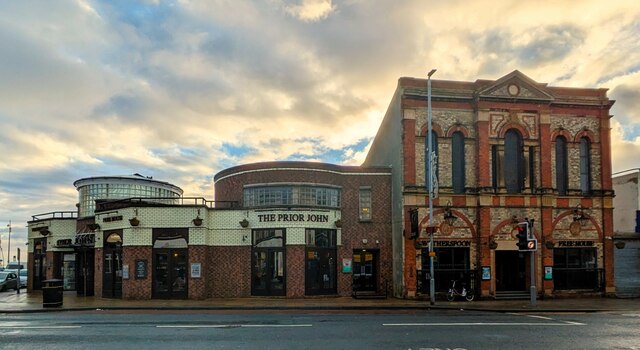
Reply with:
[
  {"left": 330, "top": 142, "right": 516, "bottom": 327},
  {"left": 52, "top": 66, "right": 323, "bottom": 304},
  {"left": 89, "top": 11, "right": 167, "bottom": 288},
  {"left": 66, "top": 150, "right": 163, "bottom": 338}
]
[
  {"left": 553, "top": 268, "right": 604, "bottom": 292},
  {"left": 31, "top": 211, "right": 78, "bottom": 221},
  {"left": 95, "top": 197, "right": 240, "bottom": 211}
]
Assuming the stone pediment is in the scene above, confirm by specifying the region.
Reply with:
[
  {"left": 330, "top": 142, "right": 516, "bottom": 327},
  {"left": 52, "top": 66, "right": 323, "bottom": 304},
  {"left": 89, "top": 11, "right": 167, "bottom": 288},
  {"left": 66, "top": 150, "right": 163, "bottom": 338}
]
[{"left": 477, "top": 70, "right": 554, "bottom": 101}]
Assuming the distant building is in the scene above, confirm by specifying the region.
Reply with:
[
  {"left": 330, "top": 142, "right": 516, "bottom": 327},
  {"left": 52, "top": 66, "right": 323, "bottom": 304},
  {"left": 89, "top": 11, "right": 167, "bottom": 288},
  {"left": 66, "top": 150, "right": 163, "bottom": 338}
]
[
  {"left": 364, "top": 70, "right": 616, "bottom": 298},
  {"left": 612, "top": 169, "right": 640, "bottom": 297}
]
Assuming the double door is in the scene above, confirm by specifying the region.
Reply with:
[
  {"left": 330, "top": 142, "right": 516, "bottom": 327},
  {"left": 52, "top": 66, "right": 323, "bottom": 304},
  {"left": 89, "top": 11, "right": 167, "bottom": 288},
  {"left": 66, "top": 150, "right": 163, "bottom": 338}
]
[
  {"left": 353, "top": 250, "right": 377, "bottom": 292},
  {"left": 252, "top": 249, "right": 285, "bottom": 296},
  {"left": 153, "top": 249, "right": 188, "bottom": 299}
]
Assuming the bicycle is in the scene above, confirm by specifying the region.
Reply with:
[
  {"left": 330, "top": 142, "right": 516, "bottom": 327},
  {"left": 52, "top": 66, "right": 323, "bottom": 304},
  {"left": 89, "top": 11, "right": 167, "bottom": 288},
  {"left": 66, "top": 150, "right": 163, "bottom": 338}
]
[{"left": 446, "top": 280, "right": 474, "bottom": 301}]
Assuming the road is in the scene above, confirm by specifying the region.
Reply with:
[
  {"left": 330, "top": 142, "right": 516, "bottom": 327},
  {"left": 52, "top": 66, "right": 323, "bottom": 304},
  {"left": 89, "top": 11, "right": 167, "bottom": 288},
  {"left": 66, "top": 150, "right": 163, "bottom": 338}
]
[{"left": 1, "top": 309, "right": 639, "bottom": 350}]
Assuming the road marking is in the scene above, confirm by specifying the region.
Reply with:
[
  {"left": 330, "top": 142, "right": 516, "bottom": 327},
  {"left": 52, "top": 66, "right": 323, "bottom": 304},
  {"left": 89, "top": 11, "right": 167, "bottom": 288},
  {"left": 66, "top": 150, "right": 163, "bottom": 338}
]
[
  {"left": 157, "top": 324, "right": 312, "bottom": 328},
  {"left": 525, "top": 315, "right": 554, "bottom": 320},
  {"left": 383, "top": 322, "right": 584, "bottom": 326},
  {"left": 4, "top": 326, "right": 82, "bottom": 329},
  {"left": 507, "top": 313, "right": 554, "bottom": 321},
  {"left": 621, "top": 314, "right": 640, "bottom": 317}
]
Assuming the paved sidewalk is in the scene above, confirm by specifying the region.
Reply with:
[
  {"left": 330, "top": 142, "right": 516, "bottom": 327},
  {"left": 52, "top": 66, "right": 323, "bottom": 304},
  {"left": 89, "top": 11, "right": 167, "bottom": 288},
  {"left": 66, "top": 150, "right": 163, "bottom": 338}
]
[{"left": 1, "top": 290, "right": 638, "bottom": 313}]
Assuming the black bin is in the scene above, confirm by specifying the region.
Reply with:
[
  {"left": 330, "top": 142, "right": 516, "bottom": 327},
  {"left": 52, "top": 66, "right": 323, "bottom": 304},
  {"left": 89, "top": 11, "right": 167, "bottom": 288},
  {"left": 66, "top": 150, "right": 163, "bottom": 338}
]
[{"left": 42, "top": 279, "right": 63, "bottom": 308}]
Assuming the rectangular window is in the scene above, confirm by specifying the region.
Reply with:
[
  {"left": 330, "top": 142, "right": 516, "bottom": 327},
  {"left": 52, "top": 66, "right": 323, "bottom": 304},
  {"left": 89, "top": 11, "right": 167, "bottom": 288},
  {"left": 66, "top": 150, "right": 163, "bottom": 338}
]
[
  {"left": 553, "top": 248, "right": 598, "bottom": 290},
  {"left": 359, "top": 188, "right": 372, "bottom": 221}
]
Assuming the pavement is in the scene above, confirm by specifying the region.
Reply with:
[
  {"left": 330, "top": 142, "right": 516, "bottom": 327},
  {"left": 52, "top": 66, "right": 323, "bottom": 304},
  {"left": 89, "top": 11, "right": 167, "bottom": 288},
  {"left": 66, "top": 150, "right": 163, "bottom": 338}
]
[{"left": 1, "top": 290, "right": 638, "bottom": 314}]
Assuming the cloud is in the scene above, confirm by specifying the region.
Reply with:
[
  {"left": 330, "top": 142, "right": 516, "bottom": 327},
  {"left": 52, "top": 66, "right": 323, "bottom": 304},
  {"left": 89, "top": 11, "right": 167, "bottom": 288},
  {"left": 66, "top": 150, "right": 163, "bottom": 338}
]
[
  {"left": 284, "top": 0, "right": 336, "bottom": 22},
  {"left": 2, "top": 0, "right": 640, "bottom": 261}
]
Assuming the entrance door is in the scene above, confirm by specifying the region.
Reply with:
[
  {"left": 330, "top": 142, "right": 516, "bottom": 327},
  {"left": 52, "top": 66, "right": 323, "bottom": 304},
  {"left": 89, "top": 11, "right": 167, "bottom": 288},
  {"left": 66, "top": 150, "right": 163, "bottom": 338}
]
[
  {"left": 76, "top": 249, "right": 94, "bottom": 296},
  {"left": 33, "top": 239, "right": 47, "bottom": 290},
  {"left": 252, "top": 249, "right": 285, "bottom": 296},
  {"left": 251, "top": 229, "right": 285, "bottom": 296},
  {"left": 352, "top": 250, "right": 377, "bottom": 292},
  {"left": 496, "top": 251, "right": 526, "bottom": 291},
  {"left": 152, "top": 249, "right": 188, "bottom": 299},
  {"left": 102, "top": 232, "right": 122, "bottom": 298}
]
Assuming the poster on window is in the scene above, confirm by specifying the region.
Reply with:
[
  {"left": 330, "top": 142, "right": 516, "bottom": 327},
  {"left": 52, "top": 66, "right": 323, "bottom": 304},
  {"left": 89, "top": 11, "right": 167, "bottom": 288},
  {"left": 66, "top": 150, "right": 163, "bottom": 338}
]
[
  {"left": 342, "top": 258, "right": 352, "bottom": 273},
  {"left": 481, "top": 266, "right": 491, "bottom": 280}
]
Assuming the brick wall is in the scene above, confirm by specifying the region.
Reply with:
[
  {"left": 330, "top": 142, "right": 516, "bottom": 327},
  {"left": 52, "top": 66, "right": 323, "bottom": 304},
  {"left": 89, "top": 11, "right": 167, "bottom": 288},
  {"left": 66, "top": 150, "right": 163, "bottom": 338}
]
[
  {"left": 122, "top": 246, "right": 153, "bottom": 299},
  {"left": 211, "top": 246, "right": 251, "bottom": 297},
  {"left": 188, "top": 245, "right": 207, "bottom": 299}
]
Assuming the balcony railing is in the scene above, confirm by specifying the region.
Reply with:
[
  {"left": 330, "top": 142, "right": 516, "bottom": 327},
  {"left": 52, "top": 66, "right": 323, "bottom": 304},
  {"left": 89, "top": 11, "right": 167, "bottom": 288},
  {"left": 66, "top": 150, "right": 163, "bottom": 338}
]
[
  {"left": 95, "top": 197, "right": 240, "bottom": 211},
  {"left": 31, "top": 211, "right": 78, "bottom": 221}
]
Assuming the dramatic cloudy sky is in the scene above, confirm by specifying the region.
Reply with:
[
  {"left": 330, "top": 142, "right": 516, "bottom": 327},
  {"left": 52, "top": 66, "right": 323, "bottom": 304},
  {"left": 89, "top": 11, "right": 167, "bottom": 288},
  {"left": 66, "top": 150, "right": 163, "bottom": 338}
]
[{"left": 1, "top": 0, "right": 640, "bottom": 261}]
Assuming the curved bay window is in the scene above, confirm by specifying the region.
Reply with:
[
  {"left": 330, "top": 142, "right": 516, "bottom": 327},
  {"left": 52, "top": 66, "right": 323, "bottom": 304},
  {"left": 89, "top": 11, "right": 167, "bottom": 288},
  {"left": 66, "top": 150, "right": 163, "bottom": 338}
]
[
  {"left": 305, "top": 229, "right": 337, "bottom": 295},
  {"left": 244, "top": 185, "right": 341, "bottom": 209},
  {"left": 252, "top": 229, "right": 286, "bottom": 296}
]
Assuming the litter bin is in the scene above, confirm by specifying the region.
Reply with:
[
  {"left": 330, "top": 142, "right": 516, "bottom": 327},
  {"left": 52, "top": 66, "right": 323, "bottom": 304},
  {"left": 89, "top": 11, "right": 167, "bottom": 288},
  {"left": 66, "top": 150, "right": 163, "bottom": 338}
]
[{"left": 42, "top": 279, "right": 63, "bottom": 308}]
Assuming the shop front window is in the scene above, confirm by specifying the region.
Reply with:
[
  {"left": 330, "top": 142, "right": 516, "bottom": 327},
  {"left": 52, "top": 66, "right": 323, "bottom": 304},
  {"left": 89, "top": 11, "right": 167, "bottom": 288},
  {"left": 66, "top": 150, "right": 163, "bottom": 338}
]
[{"left": 553, "top": 248, "right": 599, "bottom": 290}]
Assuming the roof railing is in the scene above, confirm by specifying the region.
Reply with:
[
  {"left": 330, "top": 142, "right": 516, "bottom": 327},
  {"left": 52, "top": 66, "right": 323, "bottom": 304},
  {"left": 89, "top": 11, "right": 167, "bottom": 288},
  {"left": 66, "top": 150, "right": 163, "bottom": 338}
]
[{"left": 31, "top": 211, "right": 78, "bottom": 221}]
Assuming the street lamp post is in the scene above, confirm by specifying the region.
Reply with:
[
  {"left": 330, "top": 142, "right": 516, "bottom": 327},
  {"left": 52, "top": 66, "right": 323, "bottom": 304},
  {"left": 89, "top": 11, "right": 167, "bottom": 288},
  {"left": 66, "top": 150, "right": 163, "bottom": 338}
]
[
  {"left": 427, "top": 68, "right": 437, "bottom": 305},
  {"left": 7, "top": 221, "right": 10, "bottom": 264}
]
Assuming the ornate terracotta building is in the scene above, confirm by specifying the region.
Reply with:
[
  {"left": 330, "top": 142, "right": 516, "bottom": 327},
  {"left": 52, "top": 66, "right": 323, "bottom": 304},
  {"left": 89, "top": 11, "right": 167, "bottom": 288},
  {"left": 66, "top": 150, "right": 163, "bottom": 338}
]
[{"left": 364, "top": 70, "right": 616, "bottom": 298}]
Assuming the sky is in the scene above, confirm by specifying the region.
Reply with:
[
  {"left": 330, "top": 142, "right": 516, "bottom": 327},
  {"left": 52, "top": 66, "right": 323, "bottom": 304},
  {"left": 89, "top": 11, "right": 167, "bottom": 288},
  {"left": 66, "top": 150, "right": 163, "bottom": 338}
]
[{"left": 1, "top": 0, "right": 640, "bottom": 263}]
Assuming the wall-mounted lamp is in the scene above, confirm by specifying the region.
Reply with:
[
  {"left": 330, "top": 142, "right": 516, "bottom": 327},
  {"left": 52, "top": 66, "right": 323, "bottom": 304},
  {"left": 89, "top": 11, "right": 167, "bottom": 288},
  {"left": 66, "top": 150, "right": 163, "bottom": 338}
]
[
  {"left": 443, "top": 202, "right": 457, "bottom": 226},
  {"left": 240, "top": 219, "right": 249, "bottom": 228},
  {"left": 335, "top": 219, "right": 342, "bottom": 228},
  {"left": 573, "top": 205, "right": 590, "bottom": 226}
]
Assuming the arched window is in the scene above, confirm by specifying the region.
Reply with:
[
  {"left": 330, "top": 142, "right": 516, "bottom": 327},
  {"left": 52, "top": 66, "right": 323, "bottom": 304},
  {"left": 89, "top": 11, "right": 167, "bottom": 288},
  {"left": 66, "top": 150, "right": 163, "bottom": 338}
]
[
  {"left": 504, "top": 129, "right": 524, "bottom": 194},
  {"left": 425, "top": 130, "right": 439, "bottom": 189},
  {"left": 452, "top": 131, "right": 465, "bottom": 194},
  {"left": 555, "top": 136, "right": 568, "bottom": 195},
  {"left": 580, "top": 137, "right": 592, "bottom": 195}
]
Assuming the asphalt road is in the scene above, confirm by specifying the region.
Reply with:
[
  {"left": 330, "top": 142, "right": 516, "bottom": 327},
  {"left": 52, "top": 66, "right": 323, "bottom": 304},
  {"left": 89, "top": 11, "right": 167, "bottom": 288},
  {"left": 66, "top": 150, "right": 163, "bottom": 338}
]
[{"left": 1, "top": 310, "right": 639, "bottom": 350}]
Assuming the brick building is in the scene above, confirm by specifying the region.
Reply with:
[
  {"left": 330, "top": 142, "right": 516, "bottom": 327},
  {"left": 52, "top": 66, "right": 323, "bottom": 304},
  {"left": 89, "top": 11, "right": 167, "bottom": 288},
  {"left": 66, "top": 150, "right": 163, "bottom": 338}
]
[
  {"left": 27, "top": 162, "right": 392, "bottom": 299},
  {"left": 364, "top": 70, "right": 616, "bottom": 299}
]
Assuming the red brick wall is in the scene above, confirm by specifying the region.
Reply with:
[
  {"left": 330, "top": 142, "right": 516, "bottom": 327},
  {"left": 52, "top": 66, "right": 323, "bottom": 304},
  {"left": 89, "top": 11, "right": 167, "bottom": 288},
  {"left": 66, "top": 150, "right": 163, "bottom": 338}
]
[
  {"left": 94, "top": 248, "right": 103, "bottom": 298},
  {"left": 211, "top": 246, "right": 251, "bottom": 297},
  {"left": 188, "top": 245, "right": 207, "bottom": 299},
  {"left": 122, "top": 246, "right": 153, "bottom": 299},
  {"left": 286, "top": 246, "right": 305, "bottom": 297}
]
